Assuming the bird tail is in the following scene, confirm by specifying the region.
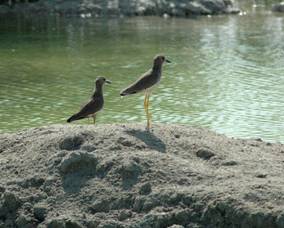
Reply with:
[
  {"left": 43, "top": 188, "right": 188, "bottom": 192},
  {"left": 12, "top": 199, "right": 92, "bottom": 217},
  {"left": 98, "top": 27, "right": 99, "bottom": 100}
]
[
  {"left": 120, "top": 88, "right": 137, "bottom": 96},
  {"left": 67, "top": 114, "right": 85, "bottom": 123},
  {"left": 120, "top": 91, "right": 127, "bottom": 96}
]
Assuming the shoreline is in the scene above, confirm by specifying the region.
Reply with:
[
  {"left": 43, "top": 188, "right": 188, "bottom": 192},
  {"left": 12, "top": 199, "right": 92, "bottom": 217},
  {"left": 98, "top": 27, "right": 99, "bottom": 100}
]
[{"left": 0, "top": 0, "right": 240, "bottom": 17}]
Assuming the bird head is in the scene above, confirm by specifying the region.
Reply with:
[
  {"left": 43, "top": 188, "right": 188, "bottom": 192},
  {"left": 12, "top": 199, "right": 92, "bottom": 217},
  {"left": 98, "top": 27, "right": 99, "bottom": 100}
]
[
  {"left": 153, "top": 55, "right": 171, "bottom": 65},
  {"left": 96, "top": 76, "right": 112, "bottom": 86}
]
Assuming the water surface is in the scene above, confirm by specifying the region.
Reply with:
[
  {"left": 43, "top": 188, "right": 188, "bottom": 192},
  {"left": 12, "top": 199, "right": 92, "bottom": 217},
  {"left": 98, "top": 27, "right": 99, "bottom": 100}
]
[{"left": 0, "top": 9, "right": 284, "bottom": 142}]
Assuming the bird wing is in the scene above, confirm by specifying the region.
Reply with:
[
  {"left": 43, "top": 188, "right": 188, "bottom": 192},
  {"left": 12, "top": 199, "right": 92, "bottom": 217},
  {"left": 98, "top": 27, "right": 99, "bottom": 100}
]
[
  {"left": 75, "top": 97, "right": 103, "bottom": 118},
  {"left": 120, "top": 69, "right": 156, "bottom": 95}
]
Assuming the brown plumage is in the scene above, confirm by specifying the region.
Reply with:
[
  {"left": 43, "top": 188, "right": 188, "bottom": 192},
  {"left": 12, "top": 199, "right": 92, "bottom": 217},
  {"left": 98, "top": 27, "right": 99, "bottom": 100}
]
[
  {"left": 120, "top": 55, "right": 170, "bottom": 96},
  {"left": 67, "top": 77, "right": 111, "bottom": 123},
  {"left": 120, "top": 55, "right": 171, "bottom": 129}
]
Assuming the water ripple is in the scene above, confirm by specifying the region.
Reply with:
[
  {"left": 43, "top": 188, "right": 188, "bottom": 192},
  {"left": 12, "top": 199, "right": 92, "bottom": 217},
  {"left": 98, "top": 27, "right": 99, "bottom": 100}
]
[{"left": 0, "top": 15, "right": 284, "bottom": 142}]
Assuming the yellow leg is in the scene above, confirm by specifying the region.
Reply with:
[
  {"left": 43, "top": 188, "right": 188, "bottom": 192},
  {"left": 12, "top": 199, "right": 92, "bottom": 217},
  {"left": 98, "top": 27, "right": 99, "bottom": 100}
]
[
  {"left": 92, "top": 115, "right": 96, "bottom": 124},
  {"left": 147, "top": 94, "right": 151, "bottom": 130},
  {"left": 144, "top": 92, "right": 151, "bottom": 130},
  {"left": 144, "top": 93, "right": 148, "bottom": 111}
]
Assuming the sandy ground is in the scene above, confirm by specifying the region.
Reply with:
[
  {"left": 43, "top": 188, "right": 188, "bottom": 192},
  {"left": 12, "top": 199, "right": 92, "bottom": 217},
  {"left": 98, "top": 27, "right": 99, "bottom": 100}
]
[{"left": 1, "top": 124, "right": 284, "bottom": 228}]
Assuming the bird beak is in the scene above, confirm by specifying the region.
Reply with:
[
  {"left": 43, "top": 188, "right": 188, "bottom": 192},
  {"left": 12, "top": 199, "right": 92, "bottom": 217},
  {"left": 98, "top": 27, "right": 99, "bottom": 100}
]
[
  {"left": 105, "top": 80, "right": 112, "bottom": 84},
  {"left": 165, "top": 59, "right": 171, "bottom": 63}
]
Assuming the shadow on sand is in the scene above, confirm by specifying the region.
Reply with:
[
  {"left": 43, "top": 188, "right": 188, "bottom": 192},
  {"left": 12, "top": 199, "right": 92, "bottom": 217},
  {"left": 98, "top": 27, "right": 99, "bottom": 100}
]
[{"left": 125, "top": 129, "right": 166, "bottom": 153}]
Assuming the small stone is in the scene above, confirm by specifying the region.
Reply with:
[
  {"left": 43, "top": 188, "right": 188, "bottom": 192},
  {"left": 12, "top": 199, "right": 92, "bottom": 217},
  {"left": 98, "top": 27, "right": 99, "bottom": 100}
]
[
  {"left": 34, "top": 203, "right": 48, "bottom": 221},
  {"left": 89, "top": 199, "right": 110, "bottom": 213},
  {"left": 222, "top": 161, "right": 238, "bottom": 166},
  {"left": 174, "top": 134, "right": 180, "bottom": 139},
  {"left": 256, "top": 174, "right": 267, "bottom": 178},
  {"left": 118, "top": 210, "right": 132, "bottom": 221},
  {"left": 196, "top": 148, "right": 215, "bottom": 160},
  {"left": 139, "top": 183, "right": 152, "bottom": 195},
  {"left": 0, "top": 185, "right": 5, "bottom": 193}
]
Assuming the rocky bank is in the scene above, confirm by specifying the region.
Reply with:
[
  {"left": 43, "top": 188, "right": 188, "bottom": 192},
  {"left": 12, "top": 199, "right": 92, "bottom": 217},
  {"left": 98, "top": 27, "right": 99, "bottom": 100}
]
[
  {"left": 0, "top": 0, "right": 239, "bottom": 16},
  {"left": 1, "top": 124, "right": 284, "bottom": 227},
  {"left": 272, "top": 2, "right": 284, "bottom": 13}
]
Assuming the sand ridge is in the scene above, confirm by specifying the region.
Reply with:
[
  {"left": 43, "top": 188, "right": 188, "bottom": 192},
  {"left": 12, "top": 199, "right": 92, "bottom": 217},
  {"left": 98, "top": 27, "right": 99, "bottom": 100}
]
[{"left": 0, "top": 124, "right": 284, "bottom": 227}]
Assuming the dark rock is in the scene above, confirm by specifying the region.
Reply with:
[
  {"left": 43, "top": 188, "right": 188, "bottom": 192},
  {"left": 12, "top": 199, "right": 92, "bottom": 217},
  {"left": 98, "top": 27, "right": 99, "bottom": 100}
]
[
  {"left": 19, "top": 176, "right": 45, "bottom": 188},
  {"left": 47, "top": 219, "right": 66, "bottom": 228},
  {"left": 183, "top": 2, "right": 211, "bottom": 15},
  {"left": 221, "top": 160, "right": 238, "bottom": 166},
  {"left": 65, "top": 220, "right": 84, "bottom": 228},
  {"left": 89, "top": 198, "right": 111, "bottom": 213},
  {"left": 173, "top": 209, "right": 192, "bottom": 224},
  {"left": 256, "top": 174, "right": 267, "bottom": 178},
  {"left": 118, "top": 210, "right": 132, "bottom": 221},
  {"left": 33, "top": 203, "right": 48, "bottom": 221},
  {"left": 272, "top": 2, "right": 284, "bottom": 12},
  {"left": 0, "top": 0, "right": 239, "bottom": 17},
  {"left": 196, "top": 148, "right": 215, "bottom": 160},
  {"left": 174, "top": 134, "right": 180, "bottom": 139},
  {"left": 139, "top": 182, "right": 152, "bottom": 195},
  {"left": 0, "top": 185, "right": 5, "bottom": 193}
]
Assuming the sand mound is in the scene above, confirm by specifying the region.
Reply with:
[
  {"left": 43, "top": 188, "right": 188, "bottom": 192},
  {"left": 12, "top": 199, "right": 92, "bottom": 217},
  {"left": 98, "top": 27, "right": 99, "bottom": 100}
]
[{"left": 1, "top": 124, "right": 284, "bottom": 228}]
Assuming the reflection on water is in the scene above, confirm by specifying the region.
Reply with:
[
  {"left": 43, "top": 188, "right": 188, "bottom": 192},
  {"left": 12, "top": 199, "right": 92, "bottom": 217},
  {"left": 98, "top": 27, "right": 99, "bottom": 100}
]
[{"left": 0, "top": 11, "right": 283, "bottom": 142}]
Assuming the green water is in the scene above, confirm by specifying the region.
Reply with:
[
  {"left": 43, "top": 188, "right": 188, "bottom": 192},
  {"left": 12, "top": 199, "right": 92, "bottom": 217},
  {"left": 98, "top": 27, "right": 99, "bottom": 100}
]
[{"left": 0, "top": 9, "right": 284, "bottom": 142}]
